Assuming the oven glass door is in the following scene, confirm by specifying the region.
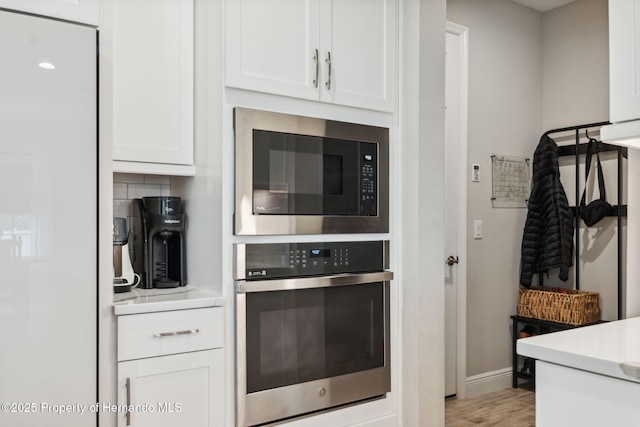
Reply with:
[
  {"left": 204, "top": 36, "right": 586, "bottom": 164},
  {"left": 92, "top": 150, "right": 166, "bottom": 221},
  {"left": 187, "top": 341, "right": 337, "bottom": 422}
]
[
  {"left": 252, "top": 129, "right": 377, "bottom": 216},
  {"left": 245, "top": 282, "right": 385, "bottom": 393}
]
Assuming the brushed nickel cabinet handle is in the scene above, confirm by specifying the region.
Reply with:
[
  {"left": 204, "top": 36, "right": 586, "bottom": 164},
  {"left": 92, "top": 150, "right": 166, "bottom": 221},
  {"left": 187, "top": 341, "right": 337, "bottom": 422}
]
[
  {"left": 325, "top": 51, "right": 332, "bottom": 90},
  {"left": 125, "top": 377, "right": 131, "bottom": 426},
  {"left": 313, "top": 48, "right": 319, "bottom": 88},
  {"left": 153, "top": 328, "right": 200, "bottom": 338}
]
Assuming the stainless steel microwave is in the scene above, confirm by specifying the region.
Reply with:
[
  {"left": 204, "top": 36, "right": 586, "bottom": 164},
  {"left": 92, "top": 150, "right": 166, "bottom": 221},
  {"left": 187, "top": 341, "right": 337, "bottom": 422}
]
[{"left": 234, "top": 108, "right": 389, "bottom": 235}]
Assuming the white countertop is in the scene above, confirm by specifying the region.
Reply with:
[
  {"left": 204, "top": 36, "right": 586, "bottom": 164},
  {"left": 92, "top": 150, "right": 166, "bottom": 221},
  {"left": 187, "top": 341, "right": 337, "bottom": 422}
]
[
  {"left": 517, "top": 316, "right": 640, "bottom": 383},
  {"left": 113, "top": 286, "right": 226, "bottom": 315}
]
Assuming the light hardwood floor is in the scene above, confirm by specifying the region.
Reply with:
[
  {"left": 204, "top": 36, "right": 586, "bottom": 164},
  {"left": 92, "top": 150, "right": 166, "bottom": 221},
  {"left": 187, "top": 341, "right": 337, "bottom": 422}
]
[{"left": 445, "top": 386, "right": 535, "bottom": 426}]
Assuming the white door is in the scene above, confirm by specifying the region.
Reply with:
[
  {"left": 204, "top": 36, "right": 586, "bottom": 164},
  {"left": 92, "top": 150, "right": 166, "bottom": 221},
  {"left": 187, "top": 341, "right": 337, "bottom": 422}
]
[{"left": 445, "top": 23, "right": 468, "bottom": 398}]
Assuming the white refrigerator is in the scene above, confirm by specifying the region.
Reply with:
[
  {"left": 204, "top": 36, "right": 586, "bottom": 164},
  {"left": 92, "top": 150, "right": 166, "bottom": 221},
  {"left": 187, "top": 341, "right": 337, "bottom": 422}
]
[{"left": 0, "top": 9, "right": 98, "bottom": 427}]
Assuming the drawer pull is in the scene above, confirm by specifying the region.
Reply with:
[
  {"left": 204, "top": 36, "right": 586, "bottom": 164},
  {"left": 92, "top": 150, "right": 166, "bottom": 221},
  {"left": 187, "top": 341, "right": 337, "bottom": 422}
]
[{"left": 153, "top": 328, "right": 200, "bottom": 338}]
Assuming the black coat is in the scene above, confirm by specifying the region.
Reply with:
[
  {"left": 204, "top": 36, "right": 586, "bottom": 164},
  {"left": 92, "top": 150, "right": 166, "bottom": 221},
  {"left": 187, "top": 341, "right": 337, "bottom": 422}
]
[{"left": 520, "top": 135, "right": 574, "bottom": 287}]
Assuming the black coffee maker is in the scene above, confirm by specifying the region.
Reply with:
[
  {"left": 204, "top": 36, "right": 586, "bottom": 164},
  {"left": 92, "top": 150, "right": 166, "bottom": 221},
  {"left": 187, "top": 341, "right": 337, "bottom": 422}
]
[{"left": 131, "top": 196, "right": 187, "bottom": 289}]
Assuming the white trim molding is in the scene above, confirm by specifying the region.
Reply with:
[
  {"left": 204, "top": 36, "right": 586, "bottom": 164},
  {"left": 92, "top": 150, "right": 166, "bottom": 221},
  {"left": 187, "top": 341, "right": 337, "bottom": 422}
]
[
  {"left": 446, "top": 20, "right": 469, "bottom": 400},
  {"left": 465, "top": 368, "right": 513, "bottom": 399}
]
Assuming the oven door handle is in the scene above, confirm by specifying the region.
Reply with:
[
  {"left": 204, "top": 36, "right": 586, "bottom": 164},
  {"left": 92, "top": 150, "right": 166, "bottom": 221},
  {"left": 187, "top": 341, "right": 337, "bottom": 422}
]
[{"left": 236, "top": 271, "right": 393, "bottom": 293}]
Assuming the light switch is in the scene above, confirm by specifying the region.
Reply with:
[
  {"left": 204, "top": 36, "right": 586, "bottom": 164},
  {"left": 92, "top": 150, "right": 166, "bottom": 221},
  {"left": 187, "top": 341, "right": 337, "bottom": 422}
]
[
  {"left": 473, "top": 220, "right": 482, "bottom": 239},
  {"left": 472, "top": 164, "right": 480, "bottom": 182}
]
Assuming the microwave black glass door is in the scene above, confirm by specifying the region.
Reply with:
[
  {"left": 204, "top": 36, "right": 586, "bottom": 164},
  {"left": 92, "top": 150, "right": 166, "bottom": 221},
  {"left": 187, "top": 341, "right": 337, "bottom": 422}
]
[
  {"left": 252, "top": 130, "right": 377, "bottom": 216},
  {"left": 245, "top": 282, "right": 385, "bottom": 393}
]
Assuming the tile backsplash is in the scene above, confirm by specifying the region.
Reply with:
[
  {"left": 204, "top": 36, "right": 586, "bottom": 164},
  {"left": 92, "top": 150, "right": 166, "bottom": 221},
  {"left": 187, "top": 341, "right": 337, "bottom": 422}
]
[{"left": 113, "top": 173, "right": 172, "bottom": 221}]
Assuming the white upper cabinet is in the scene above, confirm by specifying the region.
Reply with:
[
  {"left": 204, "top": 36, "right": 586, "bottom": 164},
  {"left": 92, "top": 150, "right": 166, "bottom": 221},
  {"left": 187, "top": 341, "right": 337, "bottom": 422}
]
[
  {"left": 609, "top": 0, "right": 640, "bottom": 123},
  {"left": 225, "top": 0, "right": 397, "bottom": 112},
  {"left": 0, "top": 0, "right": 98, "bottom": 25},
  {"left": 226, "top": 0, "right": 322, "bottom": 101},
  {"left": 322, "top": 0, "right": 396, "bottom": 111},
  {"left": 111, "top": 0, "right": 194, "bottom": 173}
]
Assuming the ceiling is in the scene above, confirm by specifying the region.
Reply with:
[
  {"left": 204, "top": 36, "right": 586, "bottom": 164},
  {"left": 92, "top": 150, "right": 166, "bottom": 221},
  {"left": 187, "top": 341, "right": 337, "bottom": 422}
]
[{"left": 511, "top": 0, "right": 576, "bottom": 13}]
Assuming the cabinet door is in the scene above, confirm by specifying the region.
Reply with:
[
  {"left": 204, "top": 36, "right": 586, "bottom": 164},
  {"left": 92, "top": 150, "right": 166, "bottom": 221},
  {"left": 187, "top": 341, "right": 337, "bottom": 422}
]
[
  {"left": 112, "top": 0, "right": 194, "bottom": 166},
  {"left": 536, "top": 361, "right": 640, "bottom": 426},
  {"left": 0, "top": 0, "right": 98, "bottom": 25},
  {"left": 117, "top": 350, "right": 224, "bottom": 427},
  {"left": 225, "top": 0, "right": 321, "bottom": 100},
  {"left": 609, "top": 0, "right": 640, "bottom": 122},
  {"left": 323, "top": 0, "right": 396, "bottom": 112}
]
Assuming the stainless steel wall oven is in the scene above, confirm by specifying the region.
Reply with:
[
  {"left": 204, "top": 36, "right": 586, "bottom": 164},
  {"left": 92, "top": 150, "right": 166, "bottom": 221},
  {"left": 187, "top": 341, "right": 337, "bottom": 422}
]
[
  {"left": 234, "top": 108, "right": 389, "bottom": 235},
  {"left": 235, "top": 241, "right": 392, "bottom": 426}
]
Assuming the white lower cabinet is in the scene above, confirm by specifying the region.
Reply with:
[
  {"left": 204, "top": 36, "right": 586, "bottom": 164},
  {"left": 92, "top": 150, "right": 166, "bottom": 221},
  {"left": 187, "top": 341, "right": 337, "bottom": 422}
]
[
  {"left": 117, "top": 308, "right": 224, "bottom": 427},
  {"left": 536, "top": 360, "right": 640, "bottom": 426},
  {"left": 117, "top": 350, "right": 223, "bottom": 427}
]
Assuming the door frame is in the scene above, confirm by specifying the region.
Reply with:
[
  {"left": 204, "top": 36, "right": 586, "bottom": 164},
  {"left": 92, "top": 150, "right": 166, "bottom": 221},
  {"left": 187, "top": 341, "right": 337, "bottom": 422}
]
[{"left": 445, "top": 21, "right": 469, "bottom": 399}]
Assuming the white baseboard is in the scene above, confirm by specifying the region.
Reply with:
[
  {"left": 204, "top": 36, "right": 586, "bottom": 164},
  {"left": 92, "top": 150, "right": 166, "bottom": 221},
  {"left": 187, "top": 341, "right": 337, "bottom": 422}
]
[
  {"left": 465, "top": 367, "right": 513, "bottom": 398},
  {"left": 349, "top": 415, "right": 396, "bottom": 427}
]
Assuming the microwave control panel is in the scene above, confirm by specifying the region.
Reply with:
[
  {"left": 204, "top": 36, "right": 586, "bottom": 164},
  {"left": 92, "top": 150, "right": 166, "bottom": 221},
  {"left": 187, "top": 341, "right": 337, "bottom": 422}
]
[{"left": 359, "top": 151, "right": 377, "bottom": 216}]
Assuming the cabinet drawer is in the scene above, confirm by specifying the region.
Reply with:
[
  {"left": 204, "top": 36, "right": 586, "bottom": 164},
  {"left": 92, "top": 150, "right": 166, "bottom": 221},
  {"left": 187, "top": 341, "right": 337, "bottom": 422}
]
[{"left": 118, "top": 307, "right": 223, "bottom": 361}]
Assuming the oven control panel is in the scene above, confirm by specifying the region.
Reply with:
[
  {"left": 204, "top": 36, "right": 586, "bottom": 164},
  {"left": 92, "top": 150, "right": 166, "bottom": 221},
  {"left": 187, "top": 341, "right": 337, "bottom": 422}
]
[{"left": 239, "top": 241, "right": 388, "bottom": 280}]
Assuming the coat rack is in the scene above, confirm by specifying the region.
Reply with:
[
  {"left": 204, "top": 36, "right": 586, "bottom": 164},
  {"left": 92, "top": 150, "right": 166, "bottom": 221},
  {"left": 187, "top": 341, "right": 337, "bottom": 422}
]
[{"left": 541, "top": 121, "right": 626, "bottom": 320}]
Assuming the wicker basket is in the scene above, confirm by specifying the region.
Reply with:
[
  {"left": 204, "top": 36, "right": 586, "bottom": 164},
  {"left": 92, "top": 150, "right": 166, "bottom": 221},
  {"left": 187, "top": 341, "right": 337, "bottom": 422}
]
[{"left": 518, "top": 287, "right": 600, "bottom": 326}]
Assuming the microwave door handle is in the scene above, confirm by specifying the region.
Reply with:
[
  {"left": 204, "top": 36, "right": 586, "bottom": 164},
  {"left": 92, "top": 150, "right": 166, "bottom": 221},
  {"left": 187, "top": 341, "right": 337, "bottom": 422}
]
[{"left": 236, "top": 271, "right": 393, "bottom": 293}]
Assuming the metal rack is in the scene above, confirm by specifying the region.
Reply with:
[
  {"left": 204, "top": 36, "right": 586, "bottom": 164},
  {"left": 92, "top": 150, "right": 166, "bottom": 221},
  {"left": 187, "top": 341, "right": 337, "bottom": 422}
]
[
  {"left": 541, "top": 121, "right": 626, "bottom": 320},
  {"left": 510, "top": 315, "right": 604, "bottom": 388},
  {"left": 512, "top": 121, "right": 626, "bottom": 388}
]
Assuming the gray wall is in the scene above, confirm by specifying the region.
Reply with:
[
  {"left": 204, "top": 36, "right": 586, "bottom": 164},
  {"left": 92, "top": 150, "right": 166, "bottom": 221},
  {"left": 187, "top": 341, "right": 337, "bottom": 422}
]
[
  {"left": 542, "top": 0, "right": 608, "bottom": 130},
  {"left": 447, "top": 0, "right": 613, "bottom": 383},
  {"left": 544, "top": 0, "right": 623, "bottom": 322},
  {"left": 447, "top": 0, "right": 543, "bottom": 378}
]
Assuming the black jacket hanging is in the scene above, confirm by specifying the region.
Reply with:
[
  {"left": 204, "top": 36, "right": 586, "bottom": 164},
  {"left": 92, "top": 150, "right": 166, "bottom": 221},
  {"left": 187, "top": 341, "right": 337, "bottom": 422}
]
[
  {"left": 520, "top": 135, "right": 574, "bottom": 287},
  {"left": 579, "top": 138, "right": 613, "bottom": 227}
]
